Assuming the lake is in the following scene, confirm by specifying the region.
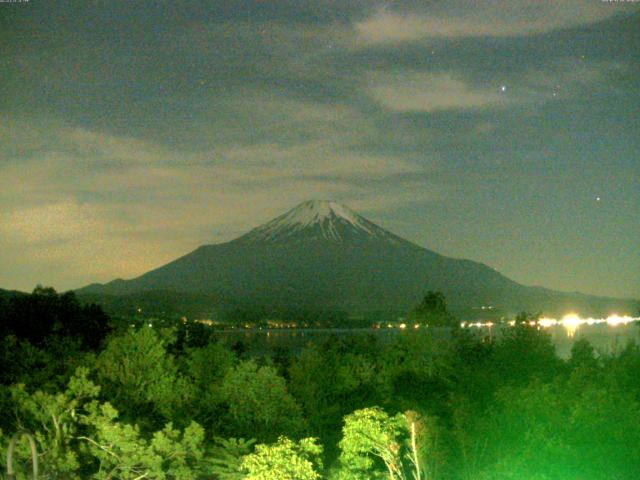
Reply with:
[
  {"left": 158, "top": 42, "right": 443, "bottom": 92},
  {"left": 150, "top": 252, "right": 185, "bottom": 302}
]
[{"left": 206, "top": 319, "right": 640, "bottom": 359}]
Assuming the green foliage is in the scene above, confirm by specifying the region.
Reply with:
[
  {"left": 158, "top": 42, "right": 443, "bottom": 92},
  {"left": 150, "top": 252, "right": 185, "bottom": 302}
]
[
  {"left": 0, "top": 367, "right": 100, "bottom": 478},
  {"left": 179, "top": 342, "right": 236, "bottom": 429},
  {"left": 96, "top": 326, "right": 192, "bottom": 427},
  {"left": 207, "top": 436, "right": 256, "bottom": 480},
  {"left": 568, "top": 337, "right": 598, "bottom": 370},
  {"left": 475, "top": 377, "right": 640, "bottom": 480},
  {"left": 380, "top": 332, "right": 453, "bottom": 415},
  {"left": 0, "top": 287, "right": 107, "bottom": 390},
  {"left": 241, "top": 436, "right": 323, "bottom": 480},
  {"left": 602, "top": 339, "right": 640, "bottom": 401},
  {"left": 513, "top": 310, "right": 540, "bottom": 325},
  {"left": 0, "top": 366, "right": 207, "bottom": 479},
  {"left": 82, "top": 402, "right": 206, "bottom": 480},
  {"left": 491, "top": 320, "right": 561, "bottom": 385},
  {"left": 217, "top": 360, "right": 305, "bottom": 441},
  {"left": 288, "top": 339, "right": 387, "bottom": 460},
  {"left": 335, "top": 407, "right": 415, "bottom": 480},
  {"left": 2, "top": 303, "right": 640, "bottom": 480},
  {"left": 184, "top": 342, "right": 236, "bottom": 390}
]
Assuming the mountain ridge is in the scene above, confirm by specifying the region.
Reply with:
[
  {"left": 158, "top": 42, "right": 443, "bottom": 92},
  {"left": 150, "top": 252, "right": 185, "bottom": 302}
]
[{"left": 77, "top": 200, "right": 637, "bottom": 318}]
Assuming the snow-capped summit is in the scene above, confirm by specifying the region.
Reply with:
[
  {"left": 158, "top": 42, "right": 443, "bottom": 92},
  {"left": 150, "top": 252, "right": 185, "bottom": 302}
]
[
  {"left": 278, "top": 200, "right": 363, "bottom": 228},
  {"left": 240, "top": 200, "right": 403, "bottom": 244}
]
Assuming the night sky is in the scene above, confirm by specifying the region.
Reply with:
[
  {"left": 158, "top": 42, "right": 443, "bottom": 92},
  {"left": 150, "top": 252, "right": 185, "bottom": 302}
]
[{"left": 1, "top": 1, "right": 638, "bottom": 298}]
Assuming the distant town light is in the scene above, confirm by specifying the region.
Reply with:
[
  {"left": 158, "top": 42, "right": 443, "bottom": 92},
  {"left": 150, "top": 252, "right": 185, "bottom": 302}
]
[
  {"left": 606, "top": 314, "right": 634, "bottom": 326},
  {"left": 538, "top": 317, "right": 557, "bottom": 328}
]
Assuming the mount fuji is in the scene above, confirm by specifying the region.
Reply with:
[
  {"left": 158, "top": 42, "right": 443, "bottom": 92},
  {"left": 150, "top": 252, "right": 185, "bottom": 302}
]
[{"left": 78, "top": 200, "right": 635, "bottom": 318}]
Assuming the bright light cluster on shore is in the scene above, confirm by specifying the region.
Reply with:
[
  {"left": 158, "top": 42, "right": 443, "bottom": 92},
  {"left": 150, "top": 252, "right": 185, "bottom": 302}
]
[{"left": 461, "top": 314, "right": 640, "bottom": 337}]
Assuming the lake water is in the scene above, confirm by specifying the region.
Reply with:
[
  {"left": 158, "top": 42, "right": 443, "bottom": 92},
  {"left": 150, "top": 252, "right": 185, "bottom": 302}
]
[
  {"left": 207, "top": 322, "right": 640, "bottom": 359},
  {"left": 544, "top": 323, "right": 640, "bottom": 358}
]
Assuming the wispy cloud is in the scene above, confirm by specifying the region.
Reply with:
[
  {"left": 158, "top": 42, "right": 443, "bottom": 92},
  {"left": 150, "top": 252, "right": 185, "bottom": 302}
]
[
  {"left": 355, "top": 2, "right": 637, "bottom": 45},
  {"left": 366, "top": 60, "right": 627, "bottom": 113},
  {"left": 367, "top": 72, "right": 507, "bottom": 112}
]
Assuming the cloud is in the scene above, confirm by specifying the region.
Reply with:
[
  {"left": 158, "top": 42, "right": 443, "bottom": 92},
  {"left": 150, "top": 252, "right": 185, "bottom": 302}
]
[
  {"left": 367, "top": 72, "right": 507, "bottom": 112},
  {"left": 522, "top": 59, "right": 628, "bottom": 93},
  {"left": 355, "top": 2, "right": 637, "bottom": 45},
  {"left": 0, "top": 103, "right": 439, "bottom": 290},
  {"left": 0, "top": 201, "right": 101, "bottom": 244},
  {"left": 366, "top": 60, "right": 627, "bottom": 113}
]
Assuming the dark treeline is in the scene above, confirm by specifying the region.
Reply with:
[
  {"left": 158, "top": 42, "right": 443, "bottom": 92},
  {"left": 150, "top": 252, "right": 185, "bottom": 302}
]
[
  {"left": 76, "top": 290, "right": 462, "bottom": 328},
  {"left": 1, "top": 288, "right": 640, "bottom": 479}
]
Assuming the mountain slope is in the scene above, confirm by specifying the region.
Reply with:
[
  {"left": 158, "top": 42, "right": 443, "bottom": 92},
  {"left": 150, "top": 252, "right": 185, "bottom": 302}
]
[{"left": 78, "top": 200, "right": 636, "bottom": 317}]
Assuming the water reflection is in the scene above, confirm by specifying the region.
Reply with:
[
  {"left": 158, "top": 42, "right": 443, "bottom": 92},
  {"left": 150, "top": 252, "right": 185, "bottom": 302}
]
[{"left": 462, "top": 314, "right": 639, "bottom": 338}]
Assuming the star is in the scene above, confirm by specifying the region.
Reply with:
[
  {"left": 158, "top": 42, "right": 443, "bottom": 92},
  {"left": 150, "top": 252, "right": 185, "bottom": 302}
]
[
  {"left": 596, "top": 196, "right": 601, "bottom": 202},
  {"left": 500, "top": 85, "right": 506, "bottom": 92}
]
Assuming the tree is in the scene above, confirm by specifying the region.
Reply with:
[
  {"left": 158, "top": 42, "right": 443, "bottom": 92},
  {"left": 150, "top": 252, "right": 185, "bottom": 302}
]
[
  {"left": 0, "top": 367, "right": 207, "bottom": 479},
  {"left": 568, "top": 337, "right": 598, "bottom": 371},
  {"left": 476, "top": 378, "right": 640, "bottom": 480},
  {"left": 513, "top": 310, "right": 539, "bottom": 325},
  {"left": 491, "top": 316, "right": 561, "bottom": 386},
  {"left": 288, "top": 341, "right": 386, "bottom": 459},
  {"left": 82, "top": 403, "right": 206, "bottom": 480},
  {"left": 0, "top": 287, "right": 110, "bottom": 350},
  {"left": 96, "top": 327, "right": 193, "bottom": 428},
  {"left": 334, "top": 407, "right": 424, "bottom": 480},
  {"left": 241, "top": 436, "right": 323, "bottom": 480},
  {"left": 207, "top": 437, "right": 256, "bottom": 480},
  {"left": 412, "top": 291, "right": 456, "bottom": 327},
  {"left": 217, "top": 360, "right": 305, "bottom": 441},
  {"left": 181, "top": 342, "right": 236, "bottom": 428},
  {"left": 1, "top": 367, "right": 100, "bottom": 478}
]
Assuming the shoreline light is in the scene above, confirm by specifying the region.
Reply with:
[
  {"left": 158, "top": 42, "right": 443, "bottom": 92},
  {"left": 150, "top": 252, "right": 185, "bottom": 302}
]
[
  {"left": 538, "top": 317, "right": 558, "bottom": 328},
  {"left": 560, "top": 313, "right": 582, "bottom": 337},
  {"left": 458, "top": 314, "right": 639, "bottom": 335},
  {"left": 606, "top": 314, "right": 635, "bottom": 326}
]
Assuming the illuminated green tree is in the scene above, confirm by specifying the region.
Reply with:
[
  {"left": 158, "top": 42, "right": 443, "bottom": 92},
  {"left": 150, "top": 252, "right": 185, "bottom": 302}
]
[
  {"left": 241, "top": 436, "right": 323, "bottom": 480},
  {"left": 288, "top": 341, "right": 386, "bottom": 453},
  {"left": 182, "top": 342, "right": 236, "bottom": 428},
  {"left": 96, "top": 327, "right": 193, "bottom": 427},
  {"left": 476, "top": 378, "right": 640, "bottom": 480},
  {"left": 333, "top": 407, "right": 424, "bottom": 480},
  {"left": 207, "top": 437, "right": 255, "bottom": 480},
  {"left": 0, "top": 367, "right": 207, "bottom": 479},
  {"left": 0, "top": 367, "right": 99, "bottom": 478},
  {"left": 217, "top": 360, "right": 305, "bottom": 441},
  {"left": 81, "top": 402, "right": 205, "bottom": 480}
]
